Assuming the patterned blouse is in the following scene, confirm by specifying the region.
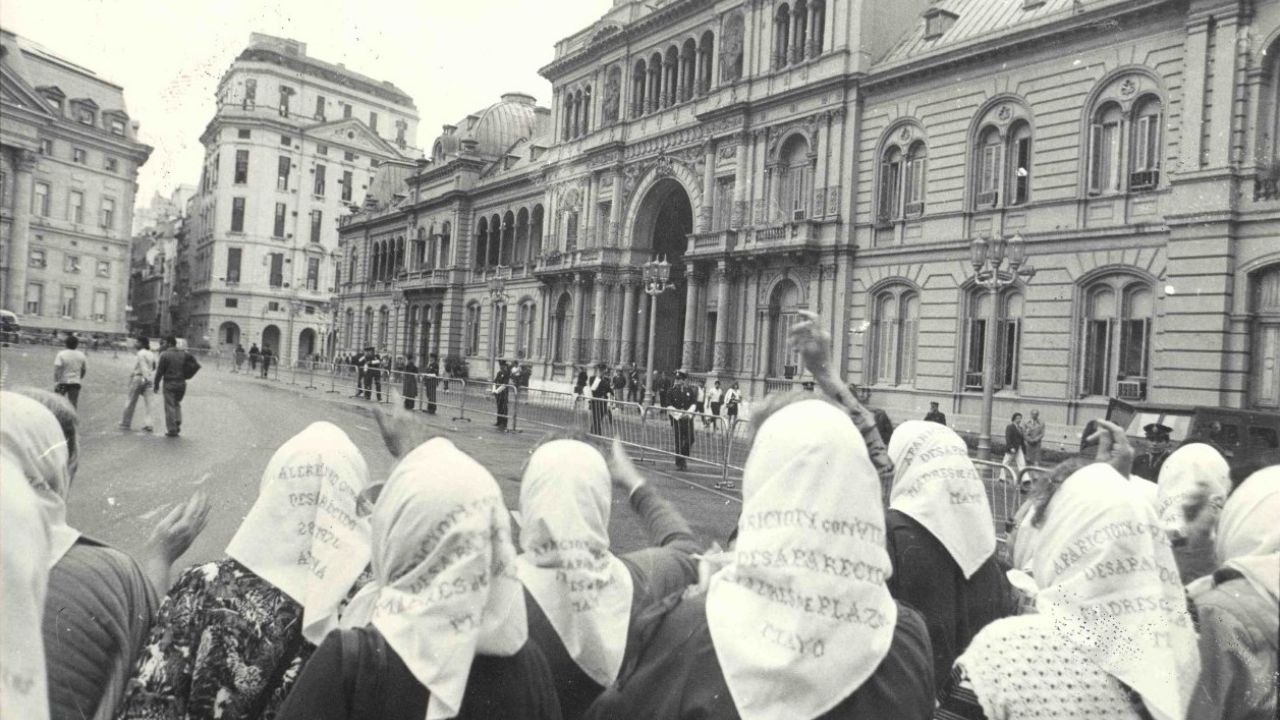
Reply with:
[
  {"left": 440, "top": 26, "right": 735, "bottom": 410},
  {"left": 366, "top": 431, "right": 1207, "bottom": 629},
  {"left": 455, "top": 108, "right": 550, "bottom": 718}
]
[{"left": 117, "top": 558, "right": 361, "bottom": 720}]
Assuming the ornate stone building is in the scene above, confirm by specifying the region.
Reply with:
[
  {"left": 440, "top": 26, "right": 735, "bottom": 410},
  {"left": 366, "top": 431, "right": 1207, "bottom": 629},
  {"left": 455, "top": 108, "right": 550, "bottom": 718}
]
[
  {"left": 336, "top": 0, "right": 1280, "bottom": 447},
  {"left": 0, "top": 28, "right": 152, "bottom": 336}
]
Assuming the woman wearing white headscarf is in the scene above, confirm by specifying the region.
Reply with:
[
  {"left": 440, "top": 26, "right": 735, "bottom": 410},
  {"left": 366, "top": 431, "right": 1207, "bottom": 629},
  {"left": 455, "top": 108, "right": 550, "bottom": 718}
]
[
  {"left": 276, "top": 437, "right": 561, "bottom": 720},
  {"left": 1, "top": 457, "right": 54, "bottom": 720},
  {"left": 517, "top": 438, "right": 700, "bottom": 720},
  {"left": 1186, "top": 466, "right": 1278, "bottom": 720},
  {"left": 1156, "top": 443, "right": 1231, "bottom": 584},
  {"left": 936, "top": 462, "right": 1201, "bottom": 720},
  {"left": 1, "top": 390, "right": 165, "bottom": 720},
  {"left": 584, "top": 398, "right": 934, "bottom": 720},
  {"left": 119, "top": 421, "right": 373, "bottom": 720},
  {"left": 885, "top": 421, "right": 1016, "bottom": 684}
]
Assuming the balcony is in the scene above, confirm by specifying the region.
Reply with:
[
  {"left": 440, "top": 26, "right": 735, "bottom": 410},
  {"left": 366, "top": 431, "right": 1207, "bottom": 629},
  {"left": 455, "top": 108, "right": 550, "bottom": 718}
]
[
  {"left": 738, "top": 219, "right": 823, "bottom": 258},
  {"left": 396, "top": 267, "right": 452, "bottom": 291},
  {"left": 1255, "top": 174, "right": 1280, "bottom": 202},
  {"left": 532, "top": 246, "right": 629, "bottom": 280},
  {"left": 685, "top": 229, "right": 738, "bottom": 259}
]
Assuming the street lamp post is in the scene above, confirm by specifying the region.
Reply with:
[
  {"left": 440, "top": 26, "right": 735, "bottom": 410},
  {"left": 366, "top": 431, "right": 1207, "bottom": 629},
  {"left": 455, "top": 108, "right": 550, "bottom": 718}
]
[
  {"left": 969, "top": 234, "right": 1036, "bottom": 460},
  {"left": 487, "top": 268, "right": 509, "bottom": 376},
  {"left": 642, "top": 256, "right": 675, "bottom": 403}
]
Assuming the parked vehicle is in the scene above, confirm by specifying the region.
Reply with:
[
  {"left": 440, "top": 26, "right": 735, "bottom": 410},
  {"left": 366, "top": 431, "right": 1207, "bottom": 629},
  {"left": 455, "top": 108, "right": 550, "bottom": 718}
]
[
  {"left": 1109, "top": 399, "right": 1280, "bottom": 468},
  {"left": 0, "top": 310, "right": 20, "bottom": 345}
]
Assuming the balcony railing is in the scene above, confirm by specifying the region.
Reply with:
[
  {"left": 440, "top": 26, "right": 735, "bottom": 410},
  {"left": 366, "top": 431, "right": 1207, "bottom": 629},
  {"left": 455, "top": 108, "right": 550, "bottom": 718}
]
[
  {"left": 686, "top": 230, "right": 738, "bottom": 257},
  {"left": 1255, "top": 175, "right": 1280, "bottom": 201},
  {"left": 1129, "top": 170, "right": 1160, "bottom": 191}
]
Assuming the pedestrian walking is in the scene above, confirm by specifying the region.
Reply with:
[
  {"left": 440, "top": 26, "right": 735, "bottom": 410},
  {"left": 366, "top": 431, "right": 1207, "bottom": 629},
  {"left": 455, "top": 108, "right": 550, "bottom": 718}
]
[
  {"left": 493, "top": 360, "right": 512, "bottom": 430},
  {"left": 155, "top": 335, "right": 199, "bottom": 437},
  {"left": 233, "top": 343, "right": 246, "bottom": 373},
  {"left": 1023, "top": 408, "right": 1046, "bottom": 466},
  {"left": 260, "top": 347, "right": 273, "bottom": 378},
  {"left": 924, "top": 400, "right": 947, "bottom": 425},
  {"left": 401, "top": 354, "right": 419, "bottom": 410},
  {"left": 53, "top": 334, "right": 88, "bottom": 408},
  {"left": 248, "top": 343, "right": 260, "bottom": 371},
  {"left": 663, "top": 371, "right": 697, "bottom": 470},
  {"left": 120, "top": 335, "right": 157, "bottom": 432},
  {"left": 588, "top": 363, "right": 613, "bottom": 435},
  {"left": 1002, "top": 412, "right": 1027, "bottom": 473},
  {"left": 423, "top": 353, "right": 440, "bottom": 414},
  {"left": 723, "top": 382, "right": 741, "bottom": 422}
]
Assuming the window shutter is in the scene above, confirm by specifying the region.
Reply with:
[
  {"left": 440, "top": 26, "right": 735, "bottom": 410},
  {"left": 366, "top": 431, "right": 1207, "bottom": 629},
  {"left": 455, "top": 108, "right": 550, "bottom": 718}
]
[
  {"left": 1088, "top": 123, "right": 1103, "bottom": 193},
  {"left": 878, "top": 163, "right": 890, "bottom": 221}
]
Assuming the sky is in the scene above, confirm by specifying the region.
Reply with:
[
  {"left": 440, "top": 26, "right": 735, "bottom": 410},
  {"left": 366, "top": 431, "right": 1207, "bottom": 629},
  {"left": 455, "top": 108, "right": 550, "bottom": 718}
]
[{"left": 1, "top": 0, "right": 613, "bottom": 205}]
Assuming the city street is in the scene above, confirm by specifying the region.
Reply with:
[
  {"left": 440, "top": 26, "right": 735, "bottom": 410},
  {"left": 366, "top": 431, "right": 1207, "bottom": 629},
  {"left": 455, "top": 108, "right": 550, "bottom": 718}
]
[{"left": 0, "top": 343, "right": 741, "bottom": 570}]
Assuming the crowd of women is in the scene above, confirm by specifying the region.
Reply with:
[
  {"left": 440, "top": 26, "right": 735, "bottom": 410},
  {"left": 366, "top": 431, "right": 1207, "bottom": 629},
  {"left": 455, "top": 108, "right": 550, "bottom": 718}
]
[{"left": 2, "top": 312, "right": 1276, "bottom": 720}]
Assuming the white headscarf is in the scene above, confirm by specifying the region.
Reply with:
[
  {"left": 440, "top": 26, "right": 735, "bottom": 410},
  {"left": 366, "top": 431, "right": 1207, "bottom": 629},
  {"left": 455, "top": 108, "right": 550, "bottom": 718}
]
[
  {"left": 1213, "top": 466, "right": 1280, "bottom": 602},
  {"left": 340, "top": 438, "right": 527, "bottom": 720},
  {"left": 515, "top": 440, "right": 634, "bottom": 686},
  {"left": 887, "top": 420, "right": 997, "bottom": 578},
  {"left": 1155, "top": 443, "right": 1230, "bottom": 536},
  {"left": 0, "top": 391, "right": 79, "bottom": 565},
  {"left": 706, "top": 399, "right": 896, "bottom": 720},
  {"left": 225, "top": 421, "right": 373, "bottom": 645},
  {"left": 1031, "top": 463, "right": 1200, "bottom": 720},
  {"left": 1, "top": 457, "right": 53, "bottom": 720}
]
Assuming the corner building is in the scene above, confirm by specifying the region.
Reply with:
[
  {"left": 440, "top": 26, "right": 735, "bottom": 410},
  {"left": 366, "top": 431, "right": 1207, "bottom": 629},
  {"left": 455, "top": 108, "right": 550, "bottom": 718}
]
[
  {"left": 336, "top": 0, "right": 1280, "bottom": 448},
  {"left": 184, "top": 33, "right": 420, "bottom": 361}
]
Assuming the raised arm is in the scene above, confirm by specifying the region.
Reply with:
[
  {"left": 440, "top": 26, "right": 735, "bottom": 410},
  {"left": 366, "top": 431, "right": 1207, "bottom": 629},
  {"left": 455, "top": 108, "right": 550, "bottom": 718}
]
[{"left": 788, "top": 311, "right": 895, "bottom": 479}]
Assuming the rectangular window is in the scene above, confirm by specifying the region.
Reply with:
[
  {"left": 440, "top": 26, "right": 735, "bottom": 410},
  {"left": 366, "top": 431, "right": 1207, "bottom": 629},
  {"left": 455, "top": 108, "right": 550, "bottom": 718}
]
[
  {"left": 315, "top": 95, "right": 326, "bottom": 120},
  {"left": 29, "top": 248, "right": 46, "bottom": 268},
  {"left": 1131, "top": 113, "right": 1162, "bottom": 190},
  {"left": 230, "top": 197, "right": 246, "bottom": 232},
  {"left": 104, "top": 156, "right": 119, "bottom": 172},
  {"left": 369, "top": 111, "right": 378, "bottom": 132},
  {"left": 244, "top": 78, "right": 257, "bottom": 109},
  {"left": 1082, "top": 318, "right": 1113, "bottom": 396},
  {"left": 342, "top": 103, "right": 353, "bottom": 119},
  {"left": 96, "top": 260, "right": 110, "bottom": 278},
  {"left": 72, "top": 147, "right": 87, "bottom": 164},
  {"left": 39, "top": 139, "right": 53, "bottom": 155},
  {"left": 874, "top": 317, "right": 897, "bottom": 384},
  {"left": 110, "top": 118, "right": 126, "bottom": 136},
  {"left": 237, "top": 128, "right": 251, "bottom": 139},
  {"left": 273, "top": 202, "right": 287, "bottom": 237},
  {"left": 212, "top": 153, "right": 220, "bottom": 187},
  {"left": 280, "top": 135, "right": 292, "bottom": 146},
  {"left": 100, "top": 198, "right": 115, "bottom": 229},
  {"left": 904, "top": 157, "right": 925, "bottom": 216},
  {"left": 78, "top": 107, "right": 94, "bottom": 125},
  {"left": 314, "top": 164, "right": 326, "bottom": 196},
  {"left": 596, "top": 201, "right": 612, "bottom": 247},
  {"left": 341, "top": 170, "right": 353, "bottom": 202},
  {"left": 1012, "top": 136, "right": 1031, "bottom": 206},
  {"left": 60, "top": 286, "right": 78, "bottom": 318},
  {"left": 306, "top": 257, "right": 320, "bottom": 291},
  {"left": 34, "top": 182, "right": 51, "bottom": 217},
  {"left": 92, "top": 290, "right": 108, "bottom": 321},
  {"left": 997, "top": 317, "right": 1021, "bottom": 390},
  {"left": 278, "top": 87, "right": 292, "bottom": 117},
  {"left": 65, "top": 254, "right": 81, "bottom": 273},
  {"left": 234, "top": 149, "right": 249, "bottom": 184},
  {"left": 1118, "top": 318, "right": 1150, "bottom": 378},
  {"left": 344, "top": 151, "right": 356, "bottom": 162},
  {"left": 310, "top": 209, "right": 323, "bottom": 243},
  {"left": 268, "top": 253, "right": 284, "bottom": 287},
  {"left": 1089, "top": 121, "right": 1120, "bottom": 194},
  {"left": 316, "top": 144, "right": 328, "bottom": 156},
  {"left": 225, "top": 298, "right": 239, "bottom": 308},
  {"left": 69, "top": 191, "right": 84, "bottom": 224},
  {"left": 226, "top": 247, "right": 242, "bottom": 282},
  {"left": 25, "top": 283, "right": 42, "bottom": 315},
  {"left": 878, "top": 161, "right": 901, "bottom": 222},
  {"left": 277, "top": 156, "right": 291, "bottom": 191},
  {"left": 978, "top": 144, "right": 1001, "bottom": 205},
  {"left": 963, "top": 318, "right": 986, "bottom": 390},
  {"left": 713, "top": 177, "right": 735, "bottom": 230}
]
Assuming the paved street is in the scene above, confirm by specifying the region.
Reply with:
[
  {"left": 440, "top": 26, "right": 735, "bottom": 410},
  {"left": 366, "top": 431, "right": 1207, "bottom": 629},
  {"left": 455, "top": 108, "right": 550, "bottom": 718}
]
[{"left": 1, "top": 344, "right": 741, "bottom": 572}]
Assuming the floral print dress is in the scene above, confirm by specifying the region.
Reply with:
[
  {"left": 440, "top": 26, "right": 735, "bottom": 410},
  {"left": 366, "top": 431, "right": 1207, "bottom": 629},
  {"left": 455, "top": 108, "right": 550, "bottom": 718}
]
[{"left": 118, "top": 558, "right": 347, "bottom": 720}]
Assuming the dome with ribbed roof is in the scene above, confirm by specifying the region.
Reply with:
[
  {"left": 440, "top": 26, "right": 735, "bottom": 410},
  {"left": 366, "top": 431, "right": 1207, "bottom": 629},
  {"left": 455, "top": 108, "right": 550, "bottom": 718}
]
[{"left": 430, "top": 93, "right": 542, "bottom": 163}]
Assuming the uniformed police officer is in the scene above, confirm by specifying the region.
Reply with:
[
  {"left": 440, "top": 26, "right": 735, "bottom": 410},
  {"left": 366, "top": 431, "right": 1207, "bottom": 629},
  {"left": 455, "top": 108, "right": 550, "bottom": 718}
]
[
  {"left": 664, "top": 371, "right": 698, "bottom": 470},
  {"left": 1132, "top": 422, "right": 1173, "bottom": 481}
]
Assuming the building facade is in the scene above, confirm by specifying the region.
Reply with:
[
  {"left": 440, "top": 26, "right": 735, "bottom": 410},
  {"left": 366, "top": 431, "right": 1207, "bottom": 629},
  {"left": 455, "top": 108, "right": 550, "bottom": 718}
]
[
  {"left": 334, "top": 0, "right": 1280, "bottom": 446},
  {"left": 183, "top": 33, "right": 420, "bottom": 359},
  {"left": 0, "top": 28, "right": 152, "bottom": 337},
  {"left": 128, "top": 187, "right": 193, "bottom": 338}
]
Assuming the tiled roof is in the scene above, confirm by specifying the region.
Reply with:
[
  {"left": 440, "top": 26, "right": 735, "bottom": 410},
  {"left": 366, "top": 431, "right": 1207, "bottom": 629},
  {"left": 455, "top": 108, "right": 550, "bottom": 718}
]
[
  {"left": 878, "top": 0, "right": 1093, "bottom": 68},
  {"left": 1, "top": 28, "right": 129, "bottom": 115}
]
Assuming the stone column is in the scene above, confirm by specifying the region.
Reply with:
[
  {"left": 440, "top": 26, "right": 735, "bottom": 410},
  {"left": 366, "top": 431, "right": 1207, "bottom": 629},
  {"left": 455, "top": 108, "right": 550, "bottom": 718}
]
[
  {"left": 7, "top": 150, "right": 37, "bottom": 314},
  {"left": 681, "top": 266, "right": 700, "bottom": 370},
  {"left": 610, "top": 168, "right": 625, "bottom": 246},
  {"left": 571, "top": 274, "right": 586, "bottom": 365},
  {"left": 713, "top": 261, "right": 732, "bottom": 372},
  {"left": 620, "top": 281, "right": 638, "bottom": 365},
  {"left": 732, "top": 132, "right": 749, "bottom": 228},
  {"left": 635, "top": 286, "right": 650, "bottom": 371},
  {"left": 591, "top": 278, "right": 610, "bottom": 363}
]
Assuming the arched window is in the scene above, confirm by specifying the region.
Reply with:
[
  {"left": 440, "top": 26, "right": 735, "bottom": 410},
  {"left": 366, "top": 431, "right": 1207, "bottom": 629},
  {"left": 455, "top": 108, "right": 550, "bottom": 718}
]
[
  {"left": 475, "top": 217, "right": 489, "bottom": 268},
  {"left": 904, "top": 142, "right": 927, "bottom": 217},
  {"left": 975, "top": 127, "right": 1003, "bottom": 208},
  {"left": 632, "top": 60, "right": 647, "bottom": 118},
  {"left": 698, "top": 31, "right": 715, "bottom": 93},
  {"left": 1080, "top": 275, "right": 1154, "bottom": 399},
  {"left": 878, "top": 136, "right": 928, "bottom": 221},
  {"left": 649, "top": 52, "right": 664, "bottom": 114},
  {"left": 565, "top": 212, "right": 579, "bottom": 253},
  {"left": 810, "top": 0, "right": 826, "bottom": 57},
  {"left": 792, "top": 0, "right": 808, "bottom": 65},
  {"left": 516, "top": 300, "right": 537, "bottom": 359},
  {"left": 515, "top": 208, "right": 530, "bottom": 265},
  {"left": 775, "top": 4, "right": 791, "bottom": 69},
  {"left": 363, "top": 307, "right": 373, "bottom": 345},
  {"left": 488, "top": 214, "right": 502, "bottom": 268},
  {"left": 492, "top": 303, "right": 508, "bottom": 359},
  {"left": 1009, "top": 122, "right": 1033, "bottom": 206},
  {"left": 681, "top": 39, "right": 697, "bottom": 102},
  {"left": 439, "top": 222, "right": 452, "bottom": 268},
  {"left": 416, "top": 227, "right": 428, "bottom": 269},
  {"left": 530, "top": 206, "right": 544, "bottom": 261},
  {"left": 721, "top": 12, "right": 746, "bottom": 82},
  {"left": 963, "top": 288, "right": 1023, "bottom": 391},
  {"left": 377, "top": 306, "right": 390, "bottom": 349},
  {"left": 582, "top": 86, "right": 592, "bottom": 135},
  {"left": 768, "top": 280, "right": 802, "bottom": 377},
  {"left": 465, "top": 303, "right": 481, "bottom": 356},
  {"left": 869, "top": 285, "right": 919, "bottom": 386},
  {"left": 1260, "top": 37, "right": 1280, "bottom": 174},
  {"left": 553, "top": 292, "right": 571, "bottom": 363},
  {"left": 1130, "top": 95, "right": 1163, "bottom": 190},
  {"left": 664, "top": 46, "right": 679, "bottom": 107},
  {"left": 349, "top": 250, "right": 357, "bottom": 285},
  {"left": 776, "top": 135, "right": 813, "bottom": 221},
  {"left": 344, "top": 309, "right": 354, "bottom": 349},
  {"left": 501, "top": 211, "right": 515, "bottom": 266},
  {"left": 563, "top": 92, "right": 575, "bottom": 140},
  {"left": 1088, "top": 102, "right": 1124, "bottom": 195},
  {"left": 395, "top": 236, "right": 405, "bottom": 275},
  {"left": 1250, "top": 264, "right": 1280, "bottom": 408}
]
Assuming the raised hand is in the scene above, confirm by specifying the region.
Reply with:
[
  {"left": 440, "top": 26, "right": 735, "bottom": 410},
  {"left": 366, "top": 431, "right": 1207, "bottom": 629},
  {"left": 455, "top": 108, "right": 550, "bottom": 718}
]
[
  {"left": 1088, "top": 419, "right": 1135, "bottom": 479},
  {"left": 374, "top": 408, "right": 433, "bottom": 459},
  {"left": 787, "top": 310, "right": 832, "bottom": 375},
  {"left": 142, "top": 490, "right": 211, "bottom": 592},
  {"left": 608, "top": 437, "right": 646, "bottom": 495}
]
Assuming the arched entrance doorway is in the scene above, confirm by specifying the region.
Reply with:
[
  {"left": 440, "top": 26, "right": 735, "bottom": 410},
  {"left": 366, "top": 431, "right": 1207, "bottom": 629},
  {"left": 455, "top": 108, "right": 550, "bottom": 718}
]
[
  {"left": 218, "top": 321, "right": 241, "bottom": 348},
  {"left": 632, "top": 178, "right": 693, "bottom": 373},
  {"left": 298, "top": 328, "right": 316, "bottom": 361},
  {"left": 262, "top": 325, "right": 281, "bottom": 354},
  {"left": 768, "top": 280, "right": 801, "bottom": 378}
]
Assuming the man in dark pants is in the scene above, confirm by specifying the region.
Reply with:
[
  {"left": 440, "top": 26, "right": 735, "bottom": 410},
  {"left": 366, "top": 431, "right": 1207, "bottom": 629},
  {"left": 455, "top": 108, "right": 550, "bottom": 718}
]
[
  {"left": 401, "top": 354, "right": 419, "bottom": 410},
  {"left": 493, "top": 360, "right": 512, "bottom": 430},
  {"left": 365, "top": 347, "right": 384, "bottom": 401},
  {"left": 423, "top": 353, "right": 440, "bottom": 413},
  {"left": 588, "top": 362, "right": 613, "bottom": 435},
  {"left": 353, "top": 347, "right": 369, "bottom": 397},
  {"left": 155, "top": 335, "right": 198, "bottom": 437},
  {"left": 260, "top": 347, "right": 273, "bottom": 378},
  {"left": 664, "top": 371, "right": 697, "bottom": 470}
]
